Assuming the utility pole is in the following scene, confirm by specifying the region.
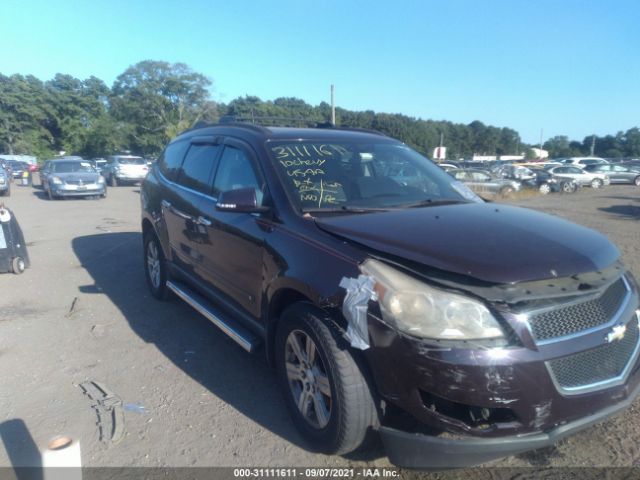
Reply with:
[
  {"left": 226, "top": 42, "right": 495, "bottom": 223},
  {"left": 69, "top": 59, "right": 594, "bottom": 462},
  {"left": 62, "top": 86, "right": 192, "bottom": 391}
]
[
  {"left": 590, "top": 135, "right": 595, "bottom": 156},
  {"left": 539, "top": 128, "right": 544, "bottom": 159},
  {"left": 330, "top": 85, "right": 336, "bottom": 125}
]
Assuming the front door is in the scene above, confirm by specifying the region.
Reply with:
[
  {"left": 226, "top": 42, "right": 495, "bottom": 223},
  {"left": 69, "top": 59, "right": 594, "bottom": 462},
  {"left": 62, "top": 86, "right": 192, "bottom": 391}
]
[{"left": 197, "top": 140, "right": 267, "bottom": 319}]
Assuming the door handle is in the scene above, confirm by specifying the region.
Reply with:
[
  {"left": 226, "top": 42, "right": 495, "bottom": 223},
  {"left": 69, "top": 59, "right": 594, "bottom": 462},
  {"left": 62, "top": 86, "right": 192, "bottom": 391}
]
[{"left": 196, "top": 216, "right": 212, "bottom": 226}]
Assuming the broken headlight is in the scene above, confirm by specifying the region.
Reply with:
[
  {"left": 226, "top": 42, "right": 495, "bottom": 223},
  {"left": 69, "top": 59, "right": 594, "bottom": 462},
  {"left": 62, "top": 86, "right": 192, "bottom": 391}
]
[{"left": 361, "top": 259, "right": 504, "bottom": 341}]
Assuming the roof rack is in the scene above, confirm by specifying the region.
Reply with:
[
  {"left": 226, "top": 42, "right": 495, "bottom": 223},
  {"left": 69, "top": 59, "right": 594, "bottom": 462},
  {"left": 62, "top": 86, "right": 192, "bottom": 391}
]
[{"left": 181, "top": 116, "right": 387, "bottom": 137}]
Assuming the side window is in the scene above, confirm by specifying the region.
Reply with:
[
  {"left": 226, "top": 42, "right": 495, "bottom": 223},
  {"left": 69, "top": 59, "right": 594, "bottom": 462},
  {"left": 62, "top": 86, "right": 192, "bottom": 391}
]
[
  {"left": 613, "top": 165, "right": 626, "bottom": 172},
  {"left": 158, "top": 140, "right": 190, "bottom": 182},
  {"left": 213, "top": 146, "right": 263, "bottom": 203},
  {"left": 176, "top": 144, "right": 220, "bottom": 194},
  {"left": 471, "top": 171, "right": 490, "bottom": 182}
]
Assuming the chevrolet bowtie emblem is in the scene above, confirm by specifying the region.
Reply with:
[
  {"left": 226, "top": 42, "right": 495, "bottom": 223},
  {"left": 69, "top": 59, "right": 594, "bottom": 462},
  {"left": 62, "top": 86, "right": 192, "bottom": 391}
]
[{"left": 606, "top": 324, "right": 627, "bottom": 343}]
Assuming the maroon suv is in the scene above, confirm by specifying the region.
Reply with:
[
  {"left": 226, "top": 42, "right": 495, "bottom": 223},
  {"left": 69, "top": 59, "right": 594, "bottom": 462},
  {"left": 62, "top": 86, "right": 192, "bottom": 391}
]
[{"left": 140, "top": 123, "right": 640, "bottom": 468}]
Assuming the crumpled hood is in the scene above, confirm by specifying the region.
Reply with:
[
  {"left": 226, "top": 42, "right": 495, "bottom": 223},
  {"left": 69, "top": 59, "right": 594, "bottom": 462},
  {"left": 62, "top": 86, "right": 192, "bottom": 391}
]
[
  {"left": 315, "top": 203, "right": 620, "bottom": 284},
  {"left": 56, "top": 172, "right": 100, "bottom": 183}
]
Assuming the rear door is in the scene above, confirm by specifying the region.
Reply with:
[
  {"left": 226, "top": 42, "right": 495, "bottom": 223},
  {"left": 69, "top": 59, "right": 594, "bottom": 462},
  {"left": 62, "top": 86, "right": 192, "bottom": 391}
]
[
  {"left": 611, "top": 165, "right": 632, "bottom": 183},
  {"left": 163, "top": 139, "right": 221, "bottom": 277}
]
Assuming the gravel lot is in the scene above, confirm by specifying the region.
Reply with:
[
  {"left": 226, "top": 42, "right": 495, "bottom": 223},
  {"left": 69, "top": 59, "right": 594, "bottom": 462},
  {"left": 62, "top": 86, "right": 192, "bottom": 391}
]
[{"left": 0, "top": 179, "right": 639, "bottom": 472}]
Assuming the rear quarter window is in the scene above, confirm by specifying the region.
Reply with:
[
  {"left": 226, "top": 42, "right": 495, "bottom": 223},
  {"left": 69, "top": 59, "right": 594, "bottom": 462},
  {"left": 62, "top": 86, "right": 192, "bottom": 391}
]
[{"left": 158, "top": 140, "right": 190, "bottom": 182}]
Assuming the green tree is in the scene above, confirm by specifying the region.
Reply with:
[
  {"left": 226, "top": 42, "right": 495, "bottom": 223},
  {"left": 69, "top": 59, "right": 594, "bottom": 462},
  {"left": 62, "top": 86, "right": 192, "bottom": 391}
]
[
  {"left": 110, "top": 60, "right": 217, "bottom": 155},
  {"left": 0, "top": 74, "right": 55, "bottom": 156}
]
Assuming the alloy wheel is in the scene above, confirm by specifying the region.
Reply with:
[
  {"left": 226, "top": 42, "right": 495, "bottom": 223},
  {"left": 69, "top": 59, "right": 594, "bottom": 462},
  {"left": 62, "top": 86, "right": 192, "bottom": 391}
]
[
  {"left": 284, "top": 329, "right": 332, "bottom": 429},
  {"left": 146, "top": 240, "right": 161, "bottom": 289}
]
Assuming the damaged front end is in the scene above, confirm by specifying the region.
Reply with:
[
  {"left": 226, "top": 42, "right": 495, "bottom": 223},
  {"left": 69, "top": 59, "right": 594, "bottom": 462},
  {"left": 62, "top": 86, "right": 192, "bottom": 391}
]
[{"left": 339, "top": 258, "right": 640, "bottom": 468}]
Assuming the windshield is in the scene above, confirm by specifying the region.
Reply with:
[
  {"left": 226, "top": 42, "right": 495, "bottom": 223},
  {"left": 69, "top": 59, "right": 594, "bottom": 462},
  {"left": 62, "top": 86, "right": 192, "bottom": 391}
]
[
  {"left": 117, "top": 157, "right": 145, "bottom": 165},
  {"left": 267, "top": 141, "right": 479, "bottom": 211},
  {"left": 52, "top": 161, "right": 96, "bottom": 173}
]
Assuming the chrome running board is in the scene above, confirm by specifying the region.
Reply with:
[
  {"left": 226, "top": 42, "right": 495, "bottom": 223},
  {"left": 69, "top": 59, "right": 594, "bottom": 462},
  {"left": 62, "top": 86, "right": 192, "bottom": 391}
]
[{"left": 167, "top": 280, "right": 261, "bottom": 353}]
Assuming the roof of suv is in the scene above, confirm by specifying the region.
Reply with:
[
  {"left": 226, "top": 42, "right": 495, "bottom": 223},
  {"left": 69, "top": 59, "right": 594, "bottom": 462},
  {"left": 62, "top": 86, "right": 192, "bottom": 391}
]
[{"left": 175, "top": 123, "right": 395, "bottom": 144}]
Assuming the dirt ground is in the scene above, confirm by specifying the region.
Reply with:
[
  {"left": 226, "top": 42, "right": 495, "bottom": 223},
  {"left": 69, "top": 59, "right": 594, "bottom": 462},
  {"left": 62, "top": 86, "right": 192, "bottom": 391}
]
[{"left": 0, "top": 179, "right": 639, "bottom": 473}]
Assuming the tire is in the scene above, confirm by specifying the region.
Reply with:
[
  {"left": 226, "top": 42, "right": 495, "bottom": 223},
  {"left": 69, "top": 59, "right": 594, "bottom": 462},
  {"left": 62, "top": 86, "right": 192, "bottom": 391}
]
[
  {"left": 538, "top": 183, "right": 551, "bottom": 195},
  {"left": 561, "top": 181, "right": 577, "bottom": 193},
  {"left": 591, "top": 178, "right": 603, "bottom": 189},
  {"left": 634, "top": 176, "right": 640, "bottom": 187},
  {"left": 101, "top": 187, "right": 107, "bottom": 199},
  {"left": 143, "top": 230, "right": 170, "bottom": 300},
  {"left": 11, "top": 257, "right": 25, "bottom": 274},
  {"left": 276, "top": 303, "right": 379, "bottom": 455},
  {"left": 47, "top": 187, "right": 56, "bottom": 200},
  {"left": 110, "top": 174, "right": 118, "bottom": 187},
  {"left": 499, "top": 186, "right": 515, "bottom": 198}
]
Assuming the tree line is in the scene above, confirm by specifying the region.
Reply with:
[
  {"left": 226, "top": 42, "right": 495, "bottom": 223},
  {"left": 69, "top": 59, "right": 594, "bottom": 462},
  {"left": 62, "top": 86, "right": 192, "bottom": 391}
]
[{"left": 1, "top": 60, "right": 638, "bottom": 161}]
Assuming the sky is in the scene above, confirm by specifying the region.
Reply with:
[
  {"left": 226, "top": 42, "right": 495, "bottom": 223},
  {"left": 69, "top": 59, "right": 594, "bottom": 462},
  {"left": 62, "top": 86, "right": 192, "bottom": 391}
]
[{"left": 1, "top": 0, "right": 638, "bottom": 144}]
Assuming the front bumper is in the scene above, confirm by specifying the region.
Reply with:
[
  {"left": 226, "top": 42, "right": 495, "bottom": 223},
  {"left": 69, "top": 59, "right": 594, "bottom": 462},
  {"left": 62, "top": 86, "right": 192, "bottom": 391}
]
[
  {"left": 115, "top": 173, "right": 146, "bottom": 181},
  {"left": 380, "top": 378, "right": 640, "bottom": 468},
  {"left": 52, "top": 184, "right": 105, "bottom": 197},
  {"left": 363, "top": 274, "right": 640, "bottom": 468}
]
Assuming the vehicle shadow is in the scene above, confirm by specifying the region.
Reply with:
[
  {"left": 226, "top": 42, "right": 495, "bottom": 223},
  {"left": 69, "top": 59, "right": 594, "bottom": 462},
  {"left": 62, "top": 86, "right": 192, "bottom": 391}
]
[
  {"left": 30, "top": 190, "right": 48, "bottom": 201},
  {"left": 71, "top": 232, "right": 385, "bottom": 462},
  {"left": 598, "top": 205, "right": 640, "bottom": 220}
]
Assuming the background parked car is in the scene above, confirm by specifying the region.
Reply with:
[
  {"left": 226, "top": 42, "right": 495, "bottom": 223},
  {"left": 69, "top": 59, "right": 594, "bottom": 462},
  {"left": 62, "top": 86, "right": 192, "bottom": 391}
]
[
  {"left": 584, "top": 164, "right": 640, "bottom": 186},
  {"left": 559, "top": 157, "right": 609, "bottom": 168},
  {"left": 3, "top": 160, "right": 29, "bottom": 180},
  {"left": 0, "top": 165, "right": 10, "bottom": 196},
  {"left": 546, "top": 165, "right": 610, "bottom": 188},
  {"left": 102, "top": 155, "right": 148, "bottom": 186},
  {"left": 40, "top": 159, "right": 106, "bottom": 200},
  {"left": 523, "top": 166, "right": 578, "bottom": 194},
  {"left": 450, "top": 168, "right": 521, "bottom": 197}
]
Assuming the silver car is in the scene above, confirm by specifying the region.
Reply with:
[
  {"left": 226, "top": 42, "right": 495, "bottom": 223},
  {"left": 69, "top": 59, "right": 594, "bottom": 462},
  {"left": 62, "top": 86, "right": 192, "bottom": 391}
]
[
  {"left": 546, "top": 165, "right": 610, "bottom": 188},
  {"left": 451, "top": 168, "right": 521, "bottom": 198},
  {"left": 102, "top": 155, "right": 149, "bottom": 186},
  {"left": 41, "top": 160, "right": 106, "bottom": 200}
]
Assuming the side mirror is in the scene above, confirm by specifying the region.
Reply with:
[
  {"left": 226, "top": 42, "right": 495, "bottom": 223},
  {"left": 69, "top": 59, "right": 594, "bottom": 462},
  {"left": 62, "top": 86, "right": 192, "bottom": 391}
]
[{"left": 216, "top": 187, "right": 269, "bottom": 213}]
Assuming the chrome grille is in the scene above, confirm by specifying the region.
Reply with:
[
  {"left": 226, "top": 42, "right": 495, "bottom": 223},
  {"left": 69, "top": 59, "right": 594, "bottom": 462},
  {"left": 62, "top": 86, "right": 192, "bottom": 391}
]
[
  {"left": 529, "top": 278, "right": 628, "bottom": 341},
  {"left": 65, "top": 180, "right": 86, "bottom": 185},
  {"left": 548, "top": 318, "right": 639, "bottom": 390}
]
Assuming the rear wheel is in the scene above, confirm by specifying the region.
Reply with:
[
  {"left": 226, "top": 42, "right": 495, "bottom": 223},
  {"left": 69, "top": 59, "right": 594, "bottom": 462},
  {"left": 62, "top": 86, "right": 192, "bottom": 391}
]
[
  {"left": 561, "top": 181, "right": 577, "bottom": 193},
  {"left": 143, "top": 231, "right": 169, "bottom": 300},
  {"left": 591, "top": 178, "right": 603, "bottom": 189},
  {"left": 276, "top": 303, "right": 379, "bottom": 455}
]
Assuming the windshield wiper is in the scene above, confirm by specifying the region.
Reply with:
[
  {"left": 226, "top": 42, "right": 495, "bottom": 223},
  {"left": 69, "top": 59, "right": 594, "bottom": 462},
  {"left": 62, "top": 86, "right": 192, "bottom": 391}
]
[
  {"left": 303, "top": 205, "right": 389, "bottom": 214},
  {"left": 399, "top": 199, "right": 469, "bottom": 208}
]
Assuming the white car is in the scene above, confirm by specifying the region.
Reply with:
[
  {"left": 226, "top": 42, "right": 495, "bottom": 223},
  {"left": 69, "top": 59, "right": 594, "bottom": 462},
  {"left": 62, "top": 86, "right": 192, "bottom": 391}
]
[
  {"left": 547, "top": 165, "right": 610, "bottom": 188},
  {"left": 559, "top": 157, "right": 609, "bottom": 168},
  {"left": 102, "top": 155, "right": 149, "bottom": 186}
]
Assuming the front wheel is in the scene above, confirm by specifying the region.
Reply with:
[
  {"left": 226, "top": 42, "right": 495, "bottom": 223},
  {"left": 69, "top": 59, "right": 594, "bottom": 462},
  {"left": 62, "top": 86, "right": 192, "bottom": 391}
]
[
  {"left": 110, "top": 175, "right": 118, "bottom": 187},
  {"left": 11, "top": 257, "right": 25, "bottom": 274},
  {"left": 143, "top": 231, "right": 170, "bottom": 300},
  {"left": 591, "top": 178, "right": 603, "bottom": 189},
  {"left": 538, "top": 183, "right": 551, "bottom": 195},
  {"left": 499, "top": 186, "right": 515, "bottom": 198},
  {"left": 276, "top": 303, "right": 379, "bottom": 455},
  {"left": 634, "top": 176, "right": 640, "bottom": 187}
]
